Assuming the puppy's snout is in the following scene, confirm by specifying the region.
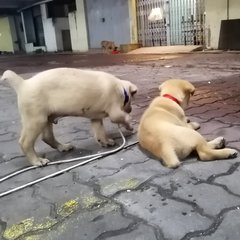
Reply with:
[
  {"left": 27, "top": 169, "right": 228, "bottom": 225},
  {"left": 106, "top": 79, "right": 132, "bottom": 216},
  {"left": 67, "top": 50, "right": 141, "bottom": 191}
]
[{"left": 125, "top": 105, "right": 132, "bottom": 113}]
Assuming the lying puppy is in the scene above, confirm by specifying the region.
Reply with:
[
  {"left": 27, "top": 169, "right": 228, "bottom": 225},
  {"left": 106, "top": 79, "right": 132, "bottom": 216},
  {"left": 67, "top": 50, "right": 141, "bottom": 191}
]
[
  {"left": 101, "top": 40, "right": 117, "bottom": 53},
  {"left": 138, "top": 79, "right": 238, "bottom": 168},
  {"left": 1, "top": 68, "right": 137, "bottom": 166}
]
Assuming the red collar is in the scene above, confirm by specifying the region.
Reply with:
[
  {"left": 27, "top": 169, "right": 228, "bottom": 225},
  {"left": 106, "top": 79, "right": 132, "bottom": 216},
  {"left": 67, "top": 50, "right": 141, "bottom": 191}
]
[{"left": 162, "top": 94, "right": 180, "bottom": 105}]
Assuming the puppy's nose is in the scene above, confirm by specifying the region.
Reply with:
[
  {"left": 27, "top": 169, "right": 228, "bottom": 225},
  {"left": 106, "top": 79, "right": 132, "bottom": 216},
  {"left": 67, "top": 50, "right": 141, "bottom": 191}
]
[{"left": 126, "top": 106, "right": 132, "bottom": 113}]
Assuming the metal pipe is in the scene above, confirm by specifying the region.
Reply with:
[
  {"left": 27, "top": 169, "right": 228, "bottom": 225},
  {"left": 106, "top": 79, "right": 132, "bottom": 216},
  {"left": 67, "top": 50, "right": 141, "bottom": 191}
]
[{"left": 227, "top": 0, "right": 229, "bottom": 20}]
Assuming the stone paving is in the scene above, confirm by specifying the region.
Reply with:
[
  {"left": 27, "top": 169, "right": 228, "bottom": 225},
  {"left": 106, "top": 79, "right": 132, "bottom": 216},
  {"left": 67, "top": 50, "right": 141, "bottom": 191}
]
[{"left": 0, "top": 52, "right": 240, "bottom": 240}]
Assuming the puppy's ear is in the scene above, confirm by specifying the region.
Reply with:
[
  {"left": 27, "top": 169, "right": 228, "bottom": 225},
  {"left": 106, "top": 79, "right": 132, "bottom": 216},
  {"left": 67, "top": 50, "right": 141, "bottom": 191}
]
[
  {"left": 186, "top": 85, "right": 195, "bottom": 96},
  {"left": 158, "top": 82, "right": 165, "bottom": 93},
  {"left": 121, "top": 80, "right": 137, "bottom": 96},
  {"left": 129, "top": 83, "right": 138, "bottom": 96}
]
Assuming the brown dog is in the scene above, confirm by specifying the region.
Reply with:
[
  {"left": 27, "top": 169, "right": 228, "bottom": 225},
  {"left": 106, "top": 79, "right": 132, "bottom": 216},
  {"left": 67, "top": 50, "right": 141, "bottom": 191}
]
[
  {"left": 101, "top": 40, "right": 117, "bottom": 53},
  {"left": 1, "top": 68, "right": 137, "bottom": 166},
  {"left": 138, "top": 79, "right": 238, "bottom": 168}
]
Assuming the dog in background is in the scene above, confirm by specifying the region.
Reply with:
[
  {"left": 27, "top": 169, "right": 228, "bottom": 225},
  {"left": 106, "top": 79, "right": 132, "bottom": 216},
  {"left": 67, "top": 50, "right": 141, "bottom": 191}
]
[
  {"left": 138, "top": 79, "right": 238, "bottom": 168},
  {"left": 101, "top": 40, "right": 117, "bottom": 53},
  {"left": 1, "top": 68, "right": 137, "bottom": 166}
]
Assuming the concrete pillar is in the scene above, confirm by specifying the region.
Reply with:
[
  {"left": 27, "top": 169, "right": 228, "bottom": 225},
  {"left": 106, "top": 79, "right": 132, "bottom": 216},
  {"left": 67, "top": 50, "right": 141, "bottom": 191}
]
[
  {"left": 128, "top": 0, "right": 138, "bottom": 44},
  {"left": 69, "top": 0, "right": 88, "bottom": 52},
  {"left": 40, "top": 4, "right": 58, "bottom": 52},
  {"left": 20, "top": 11, "right": 27, "bottom": 43}
]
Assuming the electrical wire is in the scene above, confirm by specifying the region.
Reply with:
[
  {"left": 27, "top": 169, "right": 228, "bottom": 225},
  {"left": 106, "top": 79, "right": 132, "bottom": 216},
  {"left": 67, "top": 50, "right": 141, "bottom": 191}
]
[{"left": 0, "top": 129, "right": 138, "bottom": 198}]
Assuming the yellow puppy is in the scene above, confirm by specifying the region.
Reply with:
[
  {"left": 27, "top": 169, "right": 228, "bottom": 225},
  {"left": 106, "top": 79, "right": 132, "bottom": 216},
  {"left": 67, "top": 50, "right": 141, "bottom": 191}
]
[{"left": 138, "top": 79, "right": 238, "bottom": 168}]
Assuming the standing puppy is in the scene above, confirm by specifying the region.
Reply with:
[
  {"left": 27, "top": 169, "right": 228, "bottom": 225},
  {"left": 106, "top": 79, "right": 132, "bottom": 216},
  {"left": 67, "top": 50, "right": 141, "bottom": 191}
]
[
  {"left": 1, "top": 68, "right": 137, "bottom": 166},
  {"left": 138, "top": 79, "right": 238, "bottom": 168}
]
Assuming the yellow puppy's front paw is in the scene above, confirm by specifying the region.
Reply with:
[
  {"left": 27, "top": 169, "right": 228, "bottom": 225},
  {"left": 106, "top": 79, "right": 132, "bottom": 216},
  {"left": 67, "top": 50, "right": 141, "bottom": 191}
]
[{"left": 165, "top": 161, "right": 181, "bottom": 169}]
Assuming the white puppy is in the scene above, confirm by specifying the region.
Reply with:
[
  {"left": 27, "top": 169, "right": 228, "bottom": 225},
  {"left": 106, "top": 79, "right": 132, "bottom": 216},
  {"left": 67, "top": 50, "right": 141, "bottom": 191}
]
[{"left": 1, "top": 68, "right": 137, "bottom": 166}]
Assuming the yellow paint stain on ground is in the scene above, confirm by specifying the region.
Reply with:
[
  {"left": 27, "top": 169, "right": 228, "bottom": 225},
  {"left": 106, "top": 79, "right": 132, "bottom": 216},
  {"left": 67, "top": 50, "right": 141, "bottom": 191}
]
[
  {"left": 3, "top": 218, "right": 34, "bottom": 240},
  {"left": 57, "top": 199, "right": 79, "bottom": 217},
  {"left": 119, "top": 178, "right": 139, "bottom": 189},
  {"left": 33, "top": 217, "right": 57, "bottom": 230},
  {"left": 81, "top": 196, "right": 103, "bottom": 209},
  {"left": 105, "top": 178, "right": 139, "bottom": 192},
  {"left": 3, "top": 197, "right": 104, "bottom": 240},
  {"left": 3, "top": 217, "right": 57, "bottom": 240}
]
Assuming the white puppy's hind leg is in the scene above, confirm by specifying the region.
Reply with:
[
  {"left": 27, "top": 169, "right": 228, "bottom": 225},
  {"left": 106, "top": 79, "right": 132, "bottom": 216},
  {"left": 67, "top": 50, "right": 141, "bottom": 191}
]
[
  {"left": 91, "top": 119, "right": 115, "bottom": 147},
  {"left": 19, "top": 119, "right": 49, "bottom": 166},
  {"left": 42, "top": 122, "right": 74, "bottom": 152}
]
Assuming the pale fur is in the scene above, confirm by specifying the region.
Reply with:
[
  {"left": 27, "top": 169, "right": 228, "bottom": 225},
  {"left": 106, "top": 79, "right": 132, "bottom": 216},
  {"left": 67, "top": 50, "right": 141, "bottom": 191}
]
[
  {"left": 138, "top": 79, "right": 238, "bottom": 168},
  {"left": 1, "top": 68, "right": 137, "bottom": 166},
  {"left": 101, "top": 40, "right": 117, "bottom": 53}
]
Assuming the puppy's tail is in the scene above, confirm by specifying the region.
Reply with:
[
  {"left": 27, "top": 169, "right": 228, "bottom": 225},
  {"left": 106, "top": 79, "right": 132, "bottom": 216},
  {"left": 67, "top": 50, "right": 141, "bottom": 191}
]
[{"left": 1, "top": 70, "right": 24, "bottom": 92}]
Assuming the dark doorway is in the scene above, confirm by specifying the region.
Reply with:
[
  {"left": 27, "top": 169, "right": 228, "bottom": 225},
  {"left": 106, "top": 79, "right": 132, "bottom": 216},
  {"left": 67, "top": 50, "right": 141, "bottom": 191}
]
[
  {"left": 219, "top": 19, "right": 240, "bottom": 50},
  {"left": 62, "top": 30, "right": 72, "bottom": 51}
]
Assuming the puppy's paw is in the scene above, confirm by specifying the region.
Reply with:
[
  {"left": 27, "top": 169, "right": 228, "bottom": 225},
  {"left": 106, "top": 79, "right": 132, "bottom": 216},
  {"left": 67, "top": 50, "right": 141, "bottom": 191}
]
[
  {"left": 190, "top": 122, "right": 200, "bottom": 130},
  {"left": 215, "top": 137, "right": 226, "bottom": 149},
  {"left": 97, "top": 138, "right": 116, "bottom": 147},
  {"left": 165, "top": 161, "right": 181, "bottom": 169},
  {"left": 125, "top": 124, "right": 134, "bottom": 131},
  {"left": 106, "top": 138, "right": 116, "bottom": 146},
  {"left": 228, "top": 149, "right": 238, "bottom": 159},
  {"left": 57, "top": 143, "right": 74, "bottom": 152},
  {"left": 31, "top": 158, "right": 50, "bottom": 166}
]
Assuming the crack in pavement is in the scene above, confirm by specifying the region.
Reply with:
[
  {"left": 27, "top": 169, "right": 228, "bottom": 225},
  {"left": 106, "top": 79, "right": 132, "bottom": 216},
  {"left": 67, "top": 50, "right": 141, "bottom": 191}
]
[
  {"left": 206, "top": 162, "right": 240, "bottom": 183},
  {"left": 154, "top": 184, "right": 214, "bottom": 220},
  {"left": 181, "top": 205, "right": 240, "bottom": 240},
  {"left": 95, "top": 222, "right": 140, "bottom": 240}
]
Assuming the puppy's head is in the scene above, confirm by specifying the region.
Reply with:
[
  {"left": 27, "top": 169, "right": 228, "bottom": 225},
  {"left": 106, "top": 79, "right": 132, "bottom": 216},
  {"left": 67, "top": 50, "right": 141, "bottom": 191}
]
[
  {"left": 159, "top": 79, "right": 195, "bottom": 109},
  {"left": 101, "top": 41, "right": 116, "bottom": 50},
  {"left": 120, "top": 80, "right": 138, "bottom": 113}
]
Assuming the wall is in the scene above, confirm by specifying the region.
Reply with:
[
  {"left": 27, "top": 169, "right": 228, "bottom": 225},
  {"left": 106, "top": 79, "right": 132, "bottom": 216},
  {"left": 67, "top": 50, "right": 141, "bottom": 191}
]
[
  {"left": 40, "top": 4, "right": 57, "bottom": 52},
  {"left": 128, "top": 0, "right": 138, "bottom": 44},
  {"left": 15, "top": 15, "right": 26, "bottom": 51},
  {"left": 205, "top": 0, "right": 240, "bottom": 49},
  {"left": 68, "top": 0, "right": 88, "bottom": 52},
  {"left": 8, "top": 16, "right": 19, "bottom": 52},
  {"left": 54, "top": 18, "right": 70, "bottom": 51},
  {"left": 68, "top": 12, "right": 78, "bottom": 51},
  {"left": 41, "top": 4, "right": 70, "bottom": 52},
  {"left": 0, "top": 17, "right": 14, "bottom": 52},
  {"left": 229, "top": 0, "right": 240, "bottom": 19},
  {"left": 23, "top": 8, "right": 36, "bottom": 43},
  {"left": 86, "top": 0, "right": 131, "bottom": 48}
]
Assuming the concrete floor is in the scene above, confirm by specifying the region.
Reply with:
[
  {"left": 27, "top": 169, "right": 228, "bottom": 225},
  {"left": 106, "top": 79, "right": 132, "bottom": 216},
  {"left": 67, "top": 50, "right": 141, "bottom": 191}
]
[{"left": 0, "top": 52, "right": 240, "bottom": 240}]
